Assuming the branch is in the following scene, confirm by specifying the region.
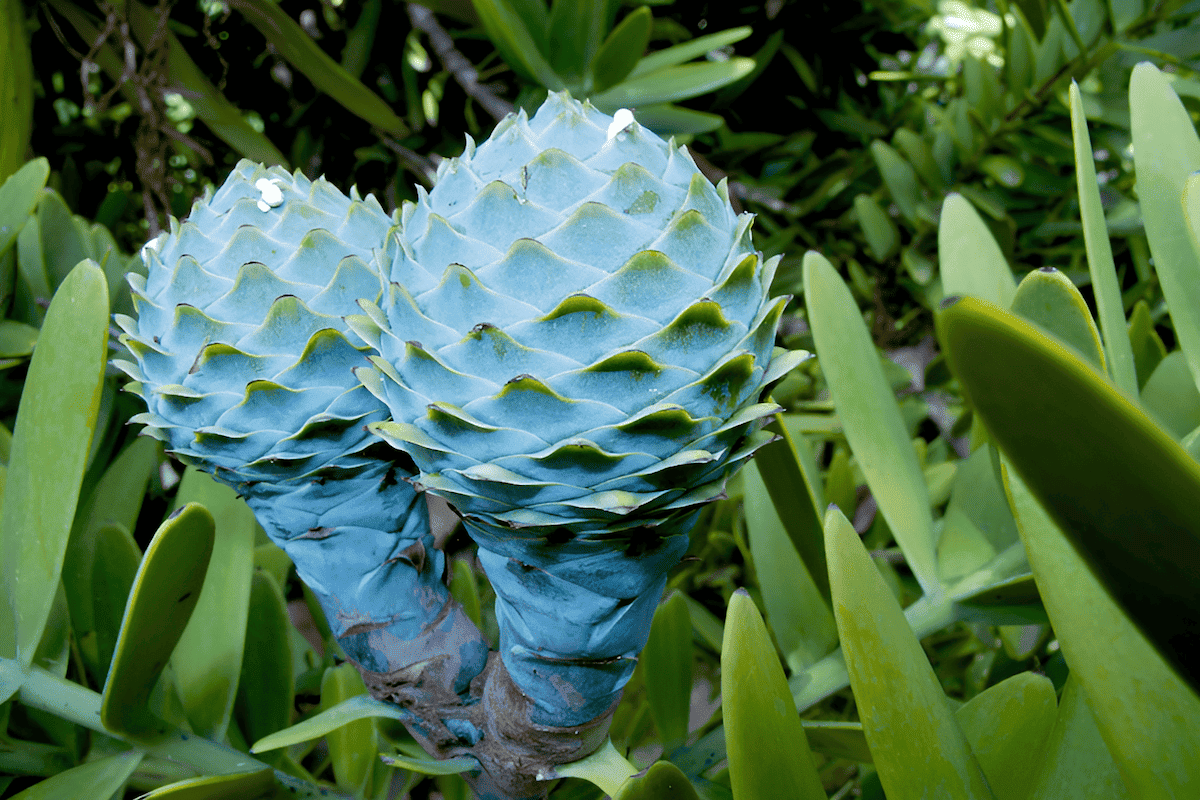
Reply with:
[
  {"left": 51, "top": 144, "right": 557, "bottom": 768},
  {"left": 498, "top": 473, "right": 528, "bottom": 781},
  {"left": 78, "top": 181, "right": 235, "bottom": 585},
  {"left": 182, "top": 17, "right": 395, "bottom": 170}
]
[{"left": 406, "top": 3, "right": 513, "bottom": 123}]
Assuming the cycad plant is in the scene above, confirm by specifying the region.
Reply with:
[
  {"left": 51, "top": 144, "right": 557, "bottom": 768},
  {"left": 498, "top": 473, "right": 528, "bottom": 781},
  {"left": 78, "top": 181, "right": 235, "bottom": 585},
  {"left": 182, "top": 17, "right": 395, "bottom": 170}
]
[{"left": 114, "top": 92, "right": 800, "bottom": 797}]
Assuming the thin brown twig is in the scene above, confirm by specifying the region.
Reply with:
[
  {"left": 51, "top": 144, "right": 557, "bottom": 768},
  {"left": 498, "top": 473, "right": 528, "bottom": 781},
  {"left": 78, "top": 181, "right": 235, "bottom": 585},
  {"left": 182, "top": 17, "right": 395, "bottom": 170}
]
[{"left": 406, "top": 2, "right": 513, "bottom": 123}]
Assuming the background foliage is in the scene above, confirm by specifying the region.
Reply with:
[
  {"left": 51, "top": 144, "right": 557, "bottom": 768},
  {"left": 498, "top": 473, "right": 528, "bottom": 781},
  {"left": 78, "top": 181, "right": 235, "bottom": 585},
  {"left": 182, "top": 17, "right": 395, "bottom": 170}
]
[{"left": 1, "top": 0, "right": 1199, "bottom": 798}]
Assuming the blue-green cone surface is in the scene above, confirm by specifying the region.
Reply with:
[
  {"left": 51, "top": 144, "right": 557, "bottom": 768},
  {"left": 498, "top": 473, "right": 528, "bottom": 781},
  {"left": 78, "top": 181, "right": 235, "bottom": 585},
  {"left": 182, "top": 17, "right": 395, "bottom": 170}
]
[
  {"left": 114, "top": 161, "right": 487, "bottom": 691},
  {"left": 352, "top": 93, "right": 805, "bottom": 726}
]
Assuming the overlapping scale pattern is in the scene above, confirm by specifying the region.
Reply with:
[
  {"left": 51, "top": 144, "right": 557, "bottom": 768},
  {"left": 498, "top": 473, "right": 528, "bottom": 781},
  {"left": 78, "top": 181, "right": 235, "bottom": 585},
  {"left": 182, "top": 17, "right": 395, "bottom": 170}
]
[
  {"left": 114, "top": 161, "right": 488, "bottom": 688},
  {"left": 353, "top": 93, "right": 806, "bottom": 725}
]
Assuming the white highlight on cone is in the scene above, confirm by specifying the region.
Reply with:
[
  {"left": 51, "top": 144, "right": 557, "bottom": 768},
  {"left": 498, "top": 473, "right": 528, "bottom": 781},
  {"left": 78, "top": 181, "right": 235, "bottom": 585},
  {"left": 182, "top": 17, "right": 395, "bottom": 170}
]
[
  {"left": 606, "top": 108, "right": 635, "bottom": 140},
  {"left": 256, "top": 178, "right": 285, "bottom": 211}
]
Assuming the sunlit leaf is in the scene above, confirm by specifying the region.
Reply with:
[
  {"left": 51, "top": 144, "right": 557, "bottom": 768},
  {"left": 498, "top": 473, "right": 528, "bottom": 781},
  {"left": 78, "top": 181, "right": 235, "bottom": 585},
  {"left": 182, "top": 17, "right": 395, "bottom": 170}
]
[
  {"left": 954, "top": 673, "right": 1057, "bottom": 800},
  {"left": 1026, "top": 675, "right": 1131, "bottom": 798},
  {"left": 7, "top": 750, "right": 143, "bottom": 800},
  {"left": 939, "top": 193, "right": 1017, "bottom": 308},
  {"left": 640, "top": 591, "right": 692, "bottom": 751},
  {"left": 591, "top": 59, "right": 755, "bottom": 110},
  {"left": 138, "top": 768, "right": 275, "bottom": 799}
]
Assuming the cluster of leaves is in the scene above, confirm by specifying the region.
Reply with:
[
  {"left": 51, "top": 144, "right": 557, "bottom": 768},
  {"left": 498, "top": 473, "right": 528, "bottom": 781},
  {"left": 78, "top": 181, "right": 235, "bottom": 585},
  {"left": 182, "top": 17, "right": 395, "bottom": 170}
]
[{"left": 2, "top": 0, "right": 1199, "bottom": 799}]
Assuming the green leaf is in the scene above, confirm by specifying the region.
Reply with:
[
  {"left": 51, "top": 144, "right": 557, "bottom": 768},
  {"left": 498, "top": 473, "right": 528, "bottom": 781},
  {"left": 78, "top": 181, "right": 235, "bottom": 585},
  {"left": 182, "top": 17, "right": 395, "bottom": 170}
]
[
  {"left": 590, "top": 59, "right": 755, "bottom": 110},
  {"left": 1130, "top": 63, "right": 1200, "bottom": 394},
  {"left": 0, "top": 157, "right": 47, "bottom": 256},
  {"left": 938, "top": 295, "right": 1200, "bottom": 692},
  {"left": 30, "top": 581, "right": 70, "bottom": 677},
  {"left": 1027, "top": 675, "right": 1131, "bottom": 799},
  {"left": 854, "top": 193, "right": 900, "bottom": 261},
  {"left": 800, "top": 720, "right": 871, "bottom": 763},
  {"left": 0, "top": 260, "right": 108, "bottom": 665},
  {"left": 0, "top": 656, "right": 23, "bottom": 704},
  {"left": 0, "top": 320, "right": 37, "bottom": 357},
  {"left": 102, "top": 503, "right": 215, "bottom": 740},
  {"left": 320, "top": 664, "right": 379, "bottom": 794},
  {"left": 824, "top": 506, "right": 994, "bottom": 799},
  {"left": 1003, "top": 466, "right": 1200, "bottom": 796},
  {"left": 1010, "top": 267, "right": 1105, "bottom": 370},
  {"left": 380, "top": 753, "right": 480, "bottom": 776},
  {"left": 590, "top": 6, "right": 651, "bottom": 94},
  {"left": 721, "top": 590, "right": 825, "bottom": 800},
  {"left": 170, "top": 468, "right": 257, "bottom": 741},
  {"left": 803, "top": 251, "right": 938, "bottom": 595},
  {"left": 1141, "top": 351, "right": 1200, "bottom": 438},
  {"left": 939, "top": 193, "right": 1017, "bottom": 308},
  {"left": 8, "top": 750, "right": 143, "bottom": 800},
  {"left": 36, "top": 191, "right": 88, "bottom": 290},
  {"left": 1127, "top": 299, "right": 1166, "bottom": 390},
  {"left": 611, "top": 103, "right": 725, "bottom": 136},
  {"left": 744, "top": 462, "right": 836, "bottom": 673},
  {"left": 1070, "top": 82, "right": 1138, "bottom": 395},
  {"left": 0, "top": 0, "right": 34, "bottom": 182},
  {"left": 640, "top": 591, "right": 692, "bottom": 751},
  {"left": 937, "top": 445, "right": 1020, "bottom": 585},
  {"left": 227, "top": 0, "right": 407, "bottom": 135},
  {"left": 449, "top": 559, "right": 482, "bottom": 630},
  {"left": 870, "top": 141, "right": 921, "bottom": 225},
  {"left": 91, "top": 523, "right": 141, "bottom": 683},
  {"left": 470, "top": 0, "right": 564, "bottom": 89},
  {"left": 612, "top": 761, "right": 700, "bottom": 800},
  {"left": 235, "top": 571, "right": 294, "bottom": 751},
  {"left": 137, "top": 768, "right": 275, "bottom": 799},
  {"left": 628, "top": 27, "right": 752, "bottom": 79},
  {"left": 547, "top": 0, "right": 613, "bottom": 83},
  {"left": 754, "top": 416, "right": 828, "bottom": 600},
  {"left": 953, "top": 673, "right": 1057, "bottom": 800},
  {"left": 252, "top": 694, "right": 409, "bottom": 753}
]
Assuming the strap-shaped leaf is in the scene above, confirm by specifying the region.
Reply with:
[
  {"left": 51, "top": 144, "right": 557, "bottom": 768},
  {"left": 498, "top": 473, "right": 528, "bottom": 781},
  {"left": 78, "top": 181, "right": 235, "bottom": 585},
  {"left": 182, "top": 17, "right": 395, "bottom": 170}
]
[
  {"left": 954, "top": 672, "right": 1057, "bottom": 800},
  {"left": 824, "top": 506, "right": 994, "bottom": 799},
  {"left": 590, "top": 6, "right": 651, "bottom": 94},
  {"left": 627, "top": 27, "right": 752, "bottom": 79},
  {"left": 1011, "top": 267, "right": 1105, "bottom": 370},
  {"left": 744, "top": 462, "right": 836, "bottom": 672},
  {"left": 252, "top": 694, "right": 409, "bottom": 753},
  {"left": 471, "top": 0, "right": 564, "bottom": 89},
  {"left": 721, "top": 590, "right": 826, "bottom": 800},
  {"left": 0, "top": 260, "right": 108, "bottom": 666},
  {"left": 7, "top": 750, "right": 143, "bottom": 800},
  {"left": 591, "top": 59, "right": 755, "bottom": 109},
  {"left": 939, "top": 193, "right": 1017, "bottom": 308},
  {"left": 1069, "top": 82, "right": 1137, "bottom": 395},
  {"left": 1130, "top": 63, "right": 1200, "bottom": 393},
  {"left": 547, "top": 0, "right": 614, "bottom": 83},
  {"left": 1003, "top": 465, "right": 1200, "bottom": 795},
  {"left": 227, "top": 0, "right": 407, "bottom": 135},
  {"left": 938, "top": 295, "right": 1200, "bottom": 692},
  {"left": 1026, "top": 675, "right": 1131, "bottom": 799},
  {"left": 380, "top": 753, "right": 481, "bottom": 776},
  {"left": 169, "top": 468, "right": 257, "bottom": 741},
  {"left": 640, "top": 591, "right": 692, "bottom": 751},
  {"left": 803, "top": 251, "right": 939, "bottom": 595},
  {"left": 102, "top": 503, "right": 215, "bottom": 740},
  {"left": 235, "top": 571, "right": 294, "bottom": 754},
  {"left": 138, "top": 769, "right": 275, "bottom": 800},
  {"left": 0, "top": 158, "right": 47, "bottom": 255}
]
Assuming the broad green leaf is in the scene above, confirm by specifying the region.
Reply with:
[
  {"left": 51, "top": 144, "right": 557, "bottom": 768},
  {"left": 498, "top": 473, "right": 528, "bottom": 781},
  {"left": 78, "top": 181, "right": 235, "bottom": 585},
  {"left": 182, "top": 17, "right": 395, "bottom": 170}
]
[
  {"left": 937, "top": 445, "right": 1019, "bottom": 583},
  {"left": 0, "top": 0, "right": 34, "bottom": 182},
  {"left": 470, "top": 0, "right": 564, "bottom": 89},
  {"left": 252, "top": 694, "right": 408, "bottom": 753},
  {"left": 614, "top": 103, "right": 725, "bottom": 136},
  {"left": 1186, "top": 172, "right": 1200, "bottom": 280},
  {"left": 550, "top": 739, "right": 637, "bottom": 794},
  {"left": 1011, "top": 268, "right": 1105, "bottom": 370},
  {"left": 1141, "top": 351, "right": 1200, "bottom": 438},
  {"left": 1070, "top": 82, "right": 1137, "bottom": 395},
  {"left": 744, "top": 462, "right": 837, "bottom": 673},
  {"left": 547, "top": 0, "right": 613, "bottom": 83},
  {"left": 0, "top": 260, "right": 108, "bottom": 665},
  {"left": 0, "top": 656, "right": 23, "bottom": 704},
  {"left": 953, "top": 673, "right": 1057, "bottom": 800},
  {"left": 803, "top": 251, "right": 938, "bottom": 595},
  {"left": 854, "top": 193, "right": 899, "bottom": 261},
  {"left": 31, "top": 581, "right": 70, "bottom": 677},
  {"left": 228, "top": 0, "right": 407, "bottom": 134},
  {"left": 8, "top": 750, "right": 143, "bottom": 800},
  {"left": 938, "top": 295, "right": 1200, "bottom": 691},
  {"left": 628, "top": 27, "right": 752, "bottom": 79},
  {"left": 15, "top": 214, "right": 48, "bottom": 324},
  {"left": 35, "top": 191, "right": 88, "bottom": 290},
  {"left": 755, "top": 415, "right": 827, "bottom": 600},
  {"left": 612, "top": 761, "right": 699, "bottom": 800},
  {"left": 939, "top": 193, "right": 1017, "bottom": 308},
  {"left": 1127, "top": 299, "right": 1166, "bottom": 390},
  {"left": 46, "top": 0, "right": 287, "bottom": 167},
  {"left": 721, "top": 590, "right": 825, "bottom": 800},
  {"left": 63, "top": 435, "right": 158, "bottom": 677},
  {"left": 1027, "top": 675, "right": 1131, "bottom": 799},
  {"left": 870, "top": 141, "right": 921, "bottom": 224},
  {"left": 824, "top": 506, "right": 994, "bottom": 800},
  {"left": 170, "top": 468, "right": 257, "bottom": 741},
  {"left": 0, "top": 320, "right": 37, "bottom": 357},
  {"left": 1130, "top": 63, "right": 1200, "bottom": 394},
  {"left": 235, "top": 571, "right": 294, "bottom": 752},
  {"left": 92, "top": 523, "right": 141, "bottom": 683},
  {"left": 0, "top": 158, "right": 47, "bottom": 256},
  {"left": 380, "top": 753, "right": 480, "bottom": 775},
  {"left": 800, "top": 720, "right": 872, "bottom": 763},
  {"left": 138, "top": 768, "right": 275, "bottom": 799},
  {"left": 590, "top": 6, "right": 651, "bottom": 94},
  {"left": 640, "top": 591, "right": 692, "bottom": 751},
  {"left": 894, "top": 127, "right": 946, "bottom": 193},
  {"left": 102, "top": 503, "right": 215, "bottom": 740},
  {"left": 591, "top": 59, "right": 755, "bottom": 110},
  {"left": 1003, "top": 466, "right": 1200, "bottom": 796},
  {"left": 321, "top": 663, "right": 379, "bottom": 794}
]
